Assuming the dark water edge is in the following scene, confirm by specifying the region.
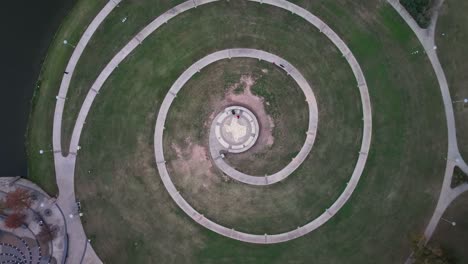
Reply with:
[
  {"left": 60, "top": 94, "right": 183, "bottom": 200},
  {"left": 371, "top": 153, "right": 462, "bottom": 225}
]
[{"left": 0, "top": 0, "right": 76, "bottom": 176}]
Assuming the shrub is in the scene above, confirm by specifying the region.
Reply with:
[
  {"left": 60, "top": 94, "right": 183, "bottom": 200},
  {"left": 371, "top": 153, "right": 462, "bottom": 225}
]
[
  {"left": 411, "top": 235, "right": 453, "bottom": 264},
  {"left": 413, "top": 244, "right": 452, "bottom": 264},
  {"left": 450, "top": 167, "right": 468, "bottom": 188},
  {"left": 400, "top": 0, "right": 434, "bottom": 28},
  {"left": 37, "top": 224, "right": 58, "bottom": 243},
  {"left": 5, "top": 213, "right": 26, "bottom": 229},
  {"left": 5, "top": 189, "right": 32, "bottom": 211}
]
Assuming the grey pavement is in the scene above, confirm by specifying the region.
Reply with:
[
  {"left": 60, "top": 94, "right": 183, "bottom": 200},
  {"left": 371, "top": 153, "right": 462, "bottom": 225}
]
[
  {"left": 0, "top": 177, "right": 67, "bottom": 263},
  {"left": 48, "top": 0, "right": 468, "bottom": 258}
]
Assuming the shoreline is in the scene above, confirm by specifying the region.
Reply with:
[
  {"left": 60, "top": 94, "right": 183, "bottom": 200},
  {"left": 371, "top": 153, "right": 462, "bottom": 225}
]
[{"left": 0, "top": 0, "right": 76, "bottom": 176}]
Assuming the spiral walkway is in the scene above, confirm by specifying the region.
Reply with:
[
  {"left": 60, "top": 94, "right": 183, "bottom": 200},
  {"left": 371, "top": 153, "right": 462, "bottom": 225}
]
[
  {"left": 205, "top": 50, "right": 319, "bottom": 186},
  {"left": 52, "top": 0, "right": 373, "bottom": 259},
  {"left": 47, "top": 0, "right": 468, "bottom": 261}
]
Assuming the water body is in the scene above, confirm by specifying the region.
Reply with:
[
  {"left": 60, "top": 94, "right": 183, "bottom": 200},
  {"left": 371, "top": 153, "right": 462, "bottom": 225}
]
[{"left": 0, "top": 0, "right": 76, "bottom": 176}]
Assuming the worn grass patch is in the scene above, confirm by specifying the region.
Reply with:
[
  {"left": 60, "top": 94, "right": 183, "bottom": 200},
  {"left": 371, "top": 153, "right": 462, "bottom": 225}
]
[{"left": 163, "top": 55, "right": 353, "bottom": 233}]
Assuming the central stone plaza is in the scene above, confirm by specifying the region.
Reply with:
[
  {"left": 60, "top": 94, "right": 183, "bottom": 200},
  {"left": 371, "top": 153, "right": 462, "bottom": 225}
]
[{"left": 214, "top": 105, "right": 259, "bottom": 153}]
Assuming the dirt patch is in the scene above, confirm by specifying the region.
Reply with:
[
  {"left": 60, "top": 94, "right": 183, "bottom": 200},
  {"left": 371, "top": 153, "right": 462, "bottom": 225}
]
[
  {"left": 171, "top": 142, "right": 183, "bottom": 159},
  {"left": 169, "top": 72, "right": 275, "bottom": 184},
  {"left": 165, "top": 59, "right": 309, "bottom": 176},
  {"left": 169, "top": 140, "right": 221, "bottom": 192}
]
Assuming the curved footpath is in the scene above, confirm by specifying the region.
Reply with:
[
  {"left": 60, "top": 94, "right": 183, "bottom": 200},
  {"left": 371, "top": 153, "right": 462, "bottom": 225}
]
[
  {"left": 386, "top": 0, "right": 468, "bottom": 258},
  {"left": 52, "top": 0, "right": 372, "bottom": 259},
  {"left": 154, "top": 48, "right": 370, "bottom": 242},
  {"left": 205, "top": 50, "right": 319, "bottom": 186},
  {"left": 54, "top": 0, "right": 372, "bottom": 248},
  {"left": 52, "top": 0, "right": 122, "bottom": 263},
  {"left": 50, "top": 0, "right": 468, "bottom": 259},
  {"left": 204, "top": 46, "right": 370, "bottom": 187},
  {"left": 47, "top": 0, "right": 468, "bottom": 260}
]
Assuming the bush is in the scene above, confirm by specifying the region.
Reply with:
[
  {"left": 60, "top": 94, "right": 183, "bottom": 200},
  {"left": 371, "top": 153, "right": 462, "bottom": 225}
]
[
  {"left": 5, "top": 213, "right": 26, "bottom": 229},
  {"left": 5, "top": 188, "right": 32, "bottom": 211},
  {"left": 400, "top": 0, "right": 434, "bottom": 28},
  {"left": 411, "top": 235, "right": 454, "bottom": 264},
  {"left": 37, "top": 224, "right": 58, "bottom": 243},
  {"left": 450, "top": 167, "right": 468, "bottom": 188},
  {"left": 413, "top": 244, "right": 453, "bottom": 264}
]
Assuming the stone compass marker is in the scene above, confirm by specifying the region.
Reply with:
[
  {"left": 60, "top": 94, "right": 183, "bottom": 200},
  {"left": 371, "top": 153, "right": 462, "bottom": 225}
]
[{"left": 214, "top": 106, "right": 259, "bottom": 153}]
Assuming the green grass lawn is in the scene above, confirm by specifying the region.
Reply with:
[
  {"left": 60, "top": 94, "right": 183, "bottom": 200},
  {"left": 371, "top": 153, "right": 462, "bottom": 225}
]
[
  {"left": 28, "top": 0, "right": 447, "bottom": 263},
  {"left": 59, "top": 0, "right": 187, "bottom": 154},
  {"left": 26, "top": 0, "right": 107, "bottom": 195},
  {"left": 436, "top": 0, "right": 468, "bottom": 160},
  {"left": 162, "top": 55, "right": 358, "bottom": 234},
  {"left": 429, "top": 191, "right": 468, "bottom": 263}
]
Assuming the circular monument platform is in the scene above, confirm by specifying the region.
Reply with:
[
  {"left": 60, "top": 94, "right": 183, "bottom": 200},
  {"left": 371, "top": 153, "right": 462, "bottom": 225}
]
[{"left": 214, "top": 106, "right": 259, "bottom": 153}]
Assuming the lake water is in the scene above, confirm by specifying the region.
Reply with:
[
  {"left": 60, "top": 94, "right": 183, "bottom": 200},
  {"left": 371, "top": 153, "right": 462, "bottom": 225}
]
[{"left": 0, "top": 0, "right": 75, "bottom": 176}]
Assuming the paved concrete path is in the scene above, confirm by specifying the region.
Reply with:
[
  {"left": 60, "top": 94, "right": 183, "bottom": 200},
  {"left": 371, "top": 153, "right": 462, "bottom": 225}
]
[
  {"left": 154, "top": 47, "right": 370, "bottom": 242},
  {"left": 203, "top": 27, "right": 373, "bottom": 186},
  {"left": 52, "top": 1, "right": 122, "bottom": 263},
  {"left": 205, "top": 50, "right": 319, "bottom": 186},
  {"left": 46, "top": 0, "right": 468, "bottom": 256},
  {"left": 387, "top": 0, "right": 468, "bottom": 258},
  {"left": 204, "top": 47, "right": 371, "bottom": 186},
  {"left": 54, "top": 0, "right": 372, "bottom": 249}
]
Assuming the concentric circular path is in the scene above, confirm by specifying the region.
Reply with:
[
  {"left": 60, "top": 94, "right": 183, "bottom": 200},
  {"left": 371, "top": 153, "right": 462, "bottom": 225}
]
[
  {"left": 58, "top": 0, "right": 373, "bottom": 247},
  {"left": 202, "top": 49, "right": 318, "bottom": 186},
  {"left": 154, "top": 47, "right": 370, "bottom": 243},
  {"left": 49, "top": 0, "right": 468, "bottom": 259},
  {"left": 207, "top": 49, "right": 318, "bottom": 185}
]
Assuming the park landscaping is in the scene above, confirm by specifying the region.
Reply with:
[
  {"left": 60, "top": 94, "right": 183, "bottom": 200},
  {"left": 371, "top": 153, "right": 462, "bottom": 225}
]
[
  {"left": 164, "top": 58, "right": 311, "bottom": 177},
  {"left": 400, "top": 0, "right": 434, "bottom": 28},
  {"left": 436, "top": 0, "right": 468, "bottom": 160},
  {"left": 429, "top": 191, "right": 468, "bottom": 263},
  {"left": 27, "top": 0, "right": 448, "bottom": 263},
  {"left": 163, "top": 56, "right": 360, "bottom": 233},
  {"left": 26, "top": 0, "right": 108, "bottom": 195}
]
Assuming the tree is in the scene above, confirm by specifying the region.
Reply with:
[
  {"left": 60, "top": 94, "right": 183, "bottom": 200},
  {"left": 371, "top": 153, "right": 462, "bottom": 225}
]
[
  {"left": 4, "top": 213, "right": 26, "bottom": 229},
  {"left": 411, "top": 235, "right": 453, "bottom": 264},
  {"left": 400, "top": 0, "right": 434, "bottom": 28},
  {"left": 37, "top": 224, "right": 58, "bottom": 244},
  {"left": 413, "top": 244, "right": 452, "bottom": 264},
  {"left": 5, "top": 189, "right": 32, "bottom": 211}
]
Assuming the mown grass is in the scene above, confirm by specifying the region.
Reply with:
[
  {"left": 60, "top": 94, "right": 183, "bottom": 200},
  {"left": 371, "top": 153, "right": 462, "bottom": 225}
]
[
  {"left": 28, "top": 0, "right": 447, "bottom": 263},
  {"left": 59, "top": 0, "right": 186, "bottom": 153},
  {"left": 429, "top": 191, "right": 468, "bottom": 263},
  {"left": 436, "top": 0, "right": 468, "bottom": 160},
  {"left": 25, "top": 0, "right": 107, "bottom": 195}
]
